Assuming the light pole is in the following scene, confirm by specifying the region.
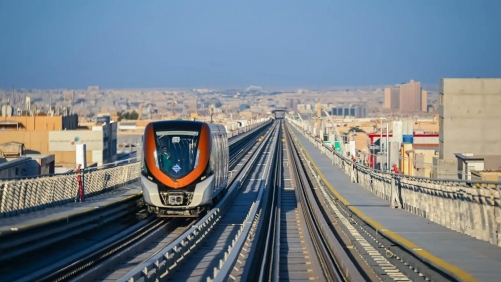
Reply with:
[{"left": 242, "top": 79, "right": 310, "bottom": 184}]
[
  {"left": 386, "top": 122, "right": 389, "bottom": 172},
  {"left": 380, "top": 117, "right": 383, "bottom": 171}
]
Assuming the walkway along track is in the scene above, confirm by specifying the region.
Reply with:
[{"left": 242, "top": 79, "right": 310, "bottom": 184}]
[
  {"left": 11, "top": 123, "right": 273, "bottom": 282},
  {"left": 116, "top": 122, "right": 280, "bottom": 281}
]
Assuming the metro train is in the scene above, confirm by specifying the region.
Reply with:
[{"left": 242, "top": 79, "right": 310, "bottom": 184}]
[{"left": 140, "top": 120, "right": 229, "bottom": 217}]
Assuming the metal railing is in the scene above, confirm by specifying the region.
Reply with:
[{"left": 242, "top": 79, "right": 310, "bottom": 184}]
[
  {"left": 0, "top": 120, "right": 271, "bottom": 218},
  {"left": 286, "top": 119, "right": 501, "bottom": 247},
  {"left": 0, "top": 162, "right": 141, "bottom": 218}
]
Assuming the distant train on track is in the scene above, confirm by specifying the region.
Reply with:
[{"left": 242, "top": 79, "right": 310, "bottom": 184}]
[{"left": 140, "top": 120, "right": 229, "bottom": 217}]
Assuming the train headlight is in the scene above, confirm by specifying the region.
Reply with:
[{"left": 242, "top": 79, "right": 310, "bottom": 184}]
[
  {"left": 153, "top": 150, "right": 160, "bottom": 168},
  {"left": 194, "top": 148, "right": 200, "bottom": 168}
]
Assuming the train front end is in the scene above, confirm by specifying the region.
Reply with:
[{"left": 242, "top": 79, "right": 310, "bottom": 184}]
[{"left": 140, "top": 121, "right": 213, "bottom": 217}]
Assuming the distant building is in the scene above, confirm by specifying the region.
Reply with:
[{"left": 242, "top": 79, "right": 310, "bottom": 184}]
[
  {"left": 435, "top": 78, "right": 501, "bottom": 179},
  {"left": 48, "top": 118, "right": 118, "bottom": 167},
  {"left": 0, "top": 113, "right": 117, "bottom": 168},
  {"left": 455, "top": 153, "right": 501, "bottom": 181},
  {"left": 286, "top": 98, "right": 299, "bottom": 112},
  {"left": 384, "top": 87, "right": 400, "bottom": 109},
  {"left": 88, "top": 86, "right": 100, "bottom": 92},
  {"left": 399, "top": 79, "right": 422, "bottom": 113},
  {"left": 331, "top": 104, "right": 367, "bottom": 118},
  {"left": 421, "top": 90, "right": 428, "bottom": 112},
  {"left": 0, "top": 141, "right": 55, "bottom": 178}
]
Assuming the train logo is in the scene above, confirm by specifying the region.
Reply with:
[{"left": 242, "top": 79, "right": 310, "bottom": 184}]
[
  {"left": 71, "top": 136, "right": 80, "bottom": 145},
  {"left": 172, "top": 164, "right": 181, "bottom": 173}
]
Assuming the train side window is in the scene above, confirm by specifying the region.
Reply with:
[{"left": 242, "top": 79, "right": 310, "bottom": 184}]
[
  {"left": 215, "top": 134, "right": 218, "bottom": 188},
  {"left": 217, "top": 134, "right": 221, "bottom": 188},
  {"left": 213, "top": 133, "right": 217, "bottom": 187},
  {"left": 218, "top": 134, "right": 222, "bottom": 187},
  {"left": 217, "top": 135, "right": 223, "bottom": 186},
  {"left": 209, "top": 139, "right": 215, "bottom": 175}
]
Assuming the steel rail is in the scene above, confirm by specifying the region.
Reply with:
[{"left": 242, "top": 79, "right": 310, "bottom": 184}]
[
  {"left": 205, "top": 122, "right": 280, "bottom": 282},
  {"left": 286, "top": 125, "right": 344, "bottom": 282},
  {"left": 285, "top": 123, "right": 366, "bottom": 282},
  {"left": 257, "top": 123, "right": 282, "bottom": 281},
  {"left": 25, "top": 217, "right": 165, "bottom": 282}
]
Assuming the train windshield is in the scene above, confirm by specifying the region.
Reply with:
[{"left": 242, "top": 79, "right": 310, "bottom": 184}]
[{"left": 154, "top": 129, "right": 200, "bottom": 179}]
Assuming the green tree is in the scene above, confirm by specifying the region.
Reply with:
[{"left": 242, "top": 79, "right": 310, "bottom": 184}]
[
  {"left": 349, "top": 126, "right": 365, "bottom": 133},
  {"left": 117, "top": 110, "right": 139, "bottom": 121}
]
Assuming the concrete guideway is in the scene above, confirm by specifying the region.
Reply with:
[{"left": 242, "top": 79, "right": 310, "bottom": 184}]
[
  {"left": 288, "top": 123, "right": 501, "bottom": 282},
  {"left": 0, "top": 185, "right": 141, "bottom": 236},
  {"left": 0, "top": 184, "right": 143, "bottom": 264}
]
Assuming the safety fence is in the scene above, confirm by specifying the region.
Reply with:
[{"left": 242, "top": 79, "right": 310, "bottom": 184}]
[
  {"left": 0, "top": 162, "right": 141, "bottom": 218},
  {"left": 0, "top": 119, "right": 271, "bottom": 218},
  {"left": 286, "top": 119, "right": 501, "bottom": 247}
]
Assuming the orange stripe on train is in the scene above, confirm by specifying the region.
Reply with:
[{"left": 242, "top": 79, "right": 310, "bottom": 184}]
[{"left": 144, "top": 122, "right": 211, "bottom": 188}]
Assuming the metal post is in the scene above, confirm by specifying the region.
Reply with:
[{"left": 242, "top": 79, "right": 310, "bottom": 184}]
[
  {"left": 380, "top": 117, "right": 383, "bottom": 171},
  {"left": 386, "top": 123, "right": 389, "bottom": 172},
  {"left": 370, "top": 135, "right": 373, "bottom": 169},
  {"left": 76, "top": 164, "right": 85, "bottom": 202}
]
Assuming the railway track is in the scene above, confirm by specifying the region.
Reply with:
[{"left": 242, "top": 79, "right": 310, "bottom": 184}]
[
  {"left": 284, "top": 123, "right": 360, "bottom": 281},
  {"left": 287, "top": 123, "right": 411, "bottom": 282},
  {"left": 256, "top": 124, "right": 321, "bottom": 281},
  {"left": 229, "top": 122, "right": 367, "bottom": 282},
  {"left": 116, "top": 122, "right": 280, "bottom": 281},
  {"left": 5, "top": 123, "right": 272, "bottom": 282}
]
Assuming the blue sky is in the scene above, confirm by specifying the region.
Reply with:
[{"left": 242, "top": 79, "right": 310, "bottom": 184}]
[{"left": 1, "top": 0, "right": 500, "bottom": 89}]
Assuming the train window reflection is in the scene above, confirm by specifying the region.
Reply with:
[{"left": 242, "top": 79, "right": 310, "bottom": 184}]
[{"left": 155, "top": 130, "right": 200, "bottom": 179}]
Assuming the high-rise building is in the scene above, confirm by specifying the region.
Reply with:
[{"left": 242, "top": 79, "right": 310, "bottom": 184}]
[
  {"left": 399, "top": 79, "right": 422, "bottom": 113},
  {"left": 434, "top": 78, "right": 501, "bottom": 179},
  {"left": 384, "top": 87, "right": 400, "bottom": 109},
  {"left": 421, "top": 90, "right": 428, "bottom": 112},
  {"left": 439, "top": 78, "right": 501, "bottom": 160},
  {"left": 286, "top": 98, "right": 299, "bottom": 112},
  {"left": 331, "top": 104, "right": 367, "bottom": 118}
]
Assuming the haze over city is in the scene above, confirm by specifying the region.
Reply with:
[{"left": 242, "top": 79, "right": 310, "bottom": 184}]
[{"left": 1, "top": 0, "right": 501, "bottom": 89}]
